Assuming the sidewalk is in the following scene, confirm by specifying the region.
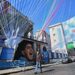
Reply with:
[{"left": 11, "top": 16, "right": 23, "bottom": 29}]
[{"left": 0, "top": 63, "right": 60, "bottom": 75}]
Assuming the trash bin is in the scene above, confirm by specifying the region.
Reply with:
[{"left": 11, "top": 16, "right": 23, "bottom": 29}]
[{"left": 0, "top": 47, "right": 14, "bottom": 61}]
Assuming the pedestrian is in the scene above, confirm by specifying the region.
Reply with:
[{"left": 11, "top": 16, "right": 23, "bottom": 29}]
[
  {"left": 35, "top": 44, "right": 42, "bottom": 73},
  {"left": 34, "top": 49, "right": 42, "bottom": 74},
  {"left": 42, "top": 46, "right": 49, "bottom": 64}
]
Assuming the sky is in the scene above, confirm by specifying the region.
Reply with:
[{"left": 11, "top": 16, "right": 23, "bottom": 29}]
[{"left": 7, "top": 0, "right": 75, "bottom": 34}]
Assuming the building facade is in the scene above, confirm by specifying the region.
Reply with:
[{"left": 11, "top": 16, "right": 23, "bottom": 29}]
[
  {"left": 0, "top": 0, "right": 33, "bottom": 47},
  {"left": 0, "top": 0, "right": 34, "bottom": 61},
  {"left": 34, "top": 30, "right": 51, "bottom": 53},
  {"left": 63, "top": 17, "right": 75, "bottom": 57},
  {"left": 49, "top": 23, "right": 68, "bottom": 62}
]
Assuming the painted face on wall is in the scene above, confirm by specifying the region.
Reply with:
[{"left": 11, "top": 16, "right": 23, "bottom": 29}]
[{"left": 22, "top": 43, "right": 33, "bottom": 61}]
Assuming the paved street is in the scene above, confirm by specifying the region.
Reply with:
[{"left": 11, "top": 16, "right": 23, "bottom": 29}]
[{"left": 9, "top": 62, "right": 75, "bottom": 75}]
